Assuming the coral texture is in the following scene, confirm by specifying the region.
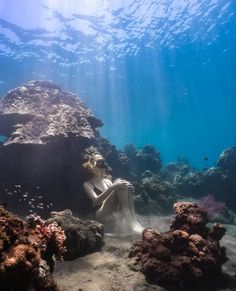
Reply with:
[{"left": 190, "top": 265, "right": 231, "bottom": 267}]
[
  {"left": 0, "top": 206, "right": 66, "bottom": 290},
  {"left": 124, "top": 143, "right": 162, "bottom": 176},
  {"left": 129, "top": 202, "right": 227, "bottom": 291},
  {"left": 46, "top": 209, "right": 104, "bottom": 260},
  {"left": 139, "top": 170, "right": 175, "bottom": 212},
  {"left": 0, "top": 80, "right": 102, "bottom": 145}
]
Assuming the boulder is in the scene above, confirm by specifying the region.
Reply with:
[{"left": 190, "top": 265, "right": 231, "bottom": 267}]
[
  {"left": 46, "top": 209, "right": 104, "bottom": 260},
  {"left": 0, "top": 81, "right": 103, "bottom": 216}
]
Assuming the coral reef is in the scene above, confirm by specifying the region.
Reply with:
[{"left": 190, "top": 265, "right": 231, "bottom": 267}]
[
  {"left": 129, "top": 202, "right": 227, "bottom": 291},
  {"left": 0, "top": 81, "right": 236, "bottom": 218},
  {"left": 137, "top": 170, "right": 175, "bottom": 213},
  {"left": 124, "top": 143, "right": 162, "bottom": 176},
  {"left": 202, "top": 148, "right": 236, "bottom": 209},
  {"left": 217, "top": 146, "right": 236, "bottom": 174},
  {"left": 46, "top": 209, "right": 104, "bottom": 260},
  {"left": 0, "top": 206, "right": 66, "bottom": 290},
  {"left": 161, "top": 159, "right": 204, "bottom": 198}
]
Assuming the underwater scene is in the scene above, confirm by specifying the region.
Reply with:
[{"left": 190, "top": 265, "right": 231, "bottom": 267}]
[{"left": 0, "top": 0, "right": 236, "bottom": 290}]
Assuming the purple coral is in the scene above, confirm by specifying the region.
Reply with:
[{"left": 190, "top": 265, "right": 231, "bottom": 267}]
[{"left": 198, "top": 194, "right": 225, "bottom": 219}]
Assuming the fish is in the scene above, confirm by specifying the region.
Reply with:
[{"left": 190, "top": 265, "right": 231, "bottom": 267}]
[{"left": 203, "top": 155, "right": 208, "bottom": 161}]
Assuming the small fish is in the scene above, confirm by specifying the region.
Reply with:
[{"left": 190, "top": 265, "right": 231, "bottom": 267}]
[
  {"left": 38, "top": 196, "right": 43, "bottom": 199},
  {"left": 203, "top": 155, "right": 208, "bottom": 161},
  {"left": 6, "top": 192, "right": 13, "bottom": 195},
  {"left": 22, "top": 194, "right": 28, "bottom": 198}
]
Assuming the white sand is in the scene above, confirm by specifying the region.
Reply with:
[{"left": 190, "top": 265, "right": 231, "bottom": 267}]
[{"left": 54, "top": 215, "right": 236, "bottom": 291}]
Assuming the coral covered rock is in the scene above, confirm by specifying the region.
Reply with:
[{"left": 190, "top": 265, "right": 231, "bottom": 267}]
[
  {"left": 124, "top": 143, "right": 162, "bottom": 176},
  {"left": 0, "top": 80, "right": 102, "bottom": 145},
  {"left": 129, "top": 202, "right": 227, "bottom": 291},
  {"left": 203, "top": 165, "right": 236, "bottom": 210},
  {"left": 0, "top": 81, "right": 104, "bottom": 216},
  {"left": 217, "top": 146, "right": 236, "bottom": 174},
  {"left": 138, "top": 170, "right": 175, "bottom": 213},
  {"left": 46, "top": 209, "right": 104, "bottom": 260},
  {"left": 162, "top": 160, "right": 204, "bottom": 198},
  {"left": 0, "top": 206, "right": 66, "bottom": 291}
]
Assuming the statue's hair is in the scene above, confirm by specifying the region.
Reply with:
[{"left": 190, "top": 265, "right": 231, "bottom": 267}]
[{"left": 82, "top": 153, "right": 103, "bottom": 175}]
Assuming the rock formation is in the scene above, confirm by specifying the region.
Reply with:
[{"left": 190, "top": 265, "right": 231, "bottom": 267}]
[
  {"left": 0, "top": 81, "right": 103, "bottom": 216},
  {"left": 0, "top": 81, "right": 130, "bottom": 217},
  {"left": 129, "top": 202, "right": 227, "bottom": 291},
  {"left": 46, "top": 209, "right": 104, "bottom": 260}
]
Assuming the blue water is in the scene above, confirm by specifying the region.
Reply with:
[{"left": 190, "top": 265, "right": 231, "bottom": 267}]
[{"left": 0, "top": 0, "right": 236, "bottom": 169}]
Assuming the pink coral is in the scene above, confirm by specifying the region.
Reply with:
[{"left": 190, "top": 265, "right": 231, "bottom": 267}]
[{"left": 26, "top": 214, "right": 66, "bottom": 259}]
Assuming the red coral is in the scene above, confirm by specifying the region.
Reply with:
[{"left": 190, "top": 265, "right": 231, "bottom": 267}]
[{"left": 0, "top": 206, "right": 66, "bottom": 290}]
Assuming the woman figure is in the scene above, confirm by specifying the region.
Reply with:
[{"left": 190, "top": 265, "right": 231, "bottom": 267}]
[{"left": 83, "top": 153, "right": 144, "bottom": 235}]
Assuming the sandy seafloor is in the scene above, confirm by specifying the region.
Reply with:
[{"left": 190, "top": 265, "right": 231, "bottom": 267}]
[{"left": 54, "top": 215, "right": 236, "bottom": 291}]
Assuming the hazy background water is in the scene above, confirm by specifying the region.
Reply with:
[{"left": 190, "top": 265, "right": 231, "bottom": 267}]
[{"left": 0, "top": 0, "right": 236, "bottom": 169}]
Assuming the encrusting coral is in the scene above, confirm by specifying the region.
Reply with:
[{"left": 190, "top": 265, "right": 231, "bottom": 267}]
[
  {"left": 0, "top": 206, "right": 66, "bottom": 291},
  {"left": 46, "top": 209, "right": 104, "bottom": 260},
  {"left": 129, "top": 202, "right": 228, "bottom": 291}
]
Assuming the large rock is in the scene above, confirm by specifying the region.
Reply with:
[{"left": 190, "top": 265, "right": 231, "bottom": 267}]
[
  {"left": 46, "top": 209, "right": 104, "bottom": 260},
  {"left": 217, "top": 146, "right": 236, "bottom": 174},
  {"left": 0, "top": 80, "right": 102, "bottom": 145},
  {"left": 0, "top": 81, "right": 103, "bottom": 216}
]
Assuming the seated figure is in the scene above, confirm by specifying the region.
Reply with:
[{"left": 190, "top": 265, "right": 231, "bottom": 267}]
[{"left": 83, "top": 153, "right": 144, "bottom": 235}]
